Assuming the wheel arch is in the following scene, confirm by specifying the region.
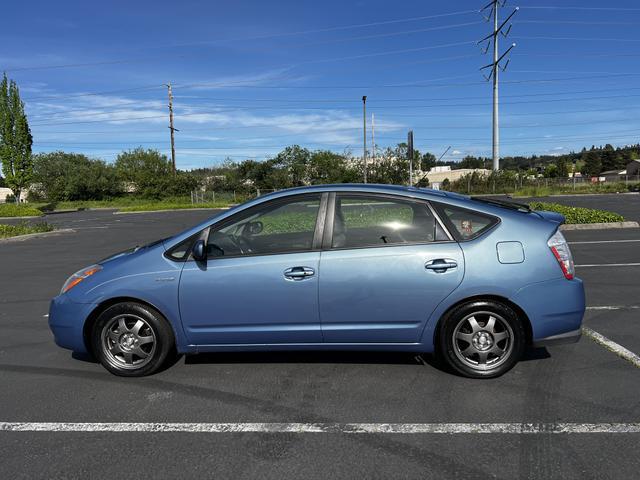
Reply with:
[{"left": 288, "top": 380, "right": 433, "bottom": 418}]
[
  {"left": 82, "top": 296, "right": 177, "bottom": 357},
  {"left": 433, "top": 294, "right": 533, "bottom": 347}
]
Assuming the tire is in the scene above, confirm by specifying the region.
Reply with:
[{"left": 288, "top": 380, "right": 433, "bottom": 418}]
[
  {"left": 91, "top": 302, "right": 176, "bottom": 377},
  {"left": 437, "top": 300, "right": 526, "bottom": 379}
]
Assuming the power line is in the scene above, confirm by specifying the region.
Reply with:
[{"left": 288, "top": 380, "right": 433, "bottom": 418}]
[
  {"left": 4, "top": 11, "right": 478, "bottom": 72},
  {"left": 519, "top": 5, "right": 640, "bottom": 12},
  {"left": 513, "top": 36, "right": 640, "bottom": 42}
]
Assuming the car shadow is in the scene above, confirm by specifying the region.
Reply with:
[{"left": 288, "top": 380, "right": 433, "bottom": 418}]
[
  {"left": 185, "top": 350, "right": 428, "bottom": 366},
  {"left": 71, "top": 346, "right": 550, "bottom": 371}
]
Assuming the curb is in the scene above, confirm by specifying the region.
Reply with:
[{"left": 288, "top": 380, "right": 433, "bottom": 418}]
[
  {"left": 113, "top": 207, "right": 231, "bottom": 215},
  {"left": 560, "top": 221, "right": 639, "bottom": 231},
  {"left": 0, "top": 215, "right": 44, "bottom": 220},
  {"left": 0, "top": 228, "right": 75, "bottom": 243}
]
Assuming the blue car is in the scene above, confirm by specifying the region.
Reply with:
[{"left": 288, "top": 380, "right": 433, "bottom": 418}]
[{"left": 49, "top": 184, "right": 585, "bottom": 378}]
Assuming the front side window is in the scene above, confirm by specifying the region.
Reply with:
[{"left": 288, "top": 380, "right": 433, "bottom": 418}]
[
  {"left": 332, "top": 194, "right": 448, "bottom": 248},
  {"left": 207, "top": 195, "right": 321, "bottom": 257}
]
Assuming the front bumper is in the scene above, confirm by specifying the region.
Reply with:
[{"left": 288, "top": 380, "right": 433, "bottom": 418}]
[
  {"left": 48, "top": 295, "right": 96, "bottom": 354},
  {"left": 510, "top": 277, "right": 585, "bottom": 346}
]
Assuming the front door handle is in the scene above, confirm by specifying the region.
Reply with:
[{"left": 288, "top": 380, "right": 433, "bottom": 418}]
[
  {"left": 425, "top": 259, "right": 458, "bottom": 273},
  {"left": 284, "top": 266, "right": 315, "bottom": 281}
]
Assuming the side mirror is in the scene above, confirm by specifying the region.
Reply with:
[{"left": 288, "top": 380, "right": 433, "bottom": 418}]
[{"left": 192, "top": 239, "right": 207, "bottom": 262}]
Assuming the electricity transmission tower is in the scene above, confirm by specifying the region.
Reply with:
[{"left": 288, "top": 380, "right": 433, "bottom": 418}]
[{"left": 479, "top": 1, "right": 518, "bottom": 171}]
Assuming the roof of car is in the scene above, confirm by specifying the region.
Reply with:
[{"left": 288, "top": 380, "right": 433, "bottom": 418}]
[{"left": 260, "top": 183, "right": 454, "bottom": 199}]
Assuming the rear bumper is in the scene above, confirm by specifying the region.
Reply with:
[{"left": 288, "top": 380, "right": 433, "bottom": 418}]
[
  {"left": 510, "top": 277, "right": 585, "bottom": 346},
  {"left": 48, "top": 295, "right": 96, "bottom": 354}
]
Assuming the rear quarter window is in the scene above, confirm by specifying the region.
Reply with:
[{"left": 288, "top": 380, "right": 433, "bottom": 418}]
[{"left": 432, "top": 203, "right": 499, "bottom": 241}]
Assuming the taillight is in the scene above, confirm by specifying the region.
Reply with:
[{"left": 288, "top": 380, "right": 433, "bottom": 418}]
[{"left": 547, "top": 230, "right": 575, "bottom": 280}]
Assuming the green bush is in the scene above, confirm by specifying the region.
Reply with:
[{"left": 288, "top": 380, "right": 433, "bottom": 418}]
[
  {"left": 0, "top": 222, "right": 53, "bottom": 238},
  {"left": 529, "top": 202, "right": 625, "bottom": 224},
  {"left": 0, "top": 203, "right": 43, "bottom": 217},
  {"left": 32, "top": 151, "right": 123, "bottom": 201}
]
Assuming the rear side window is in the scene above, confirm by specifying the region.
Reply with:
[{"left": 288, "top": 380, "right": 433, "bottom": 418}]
[
  {"left": 332, "top": 194, "right": 449, "bottom": 248},
  {"left": 433, "top": 203, "right": 499, "bottom": 241}
]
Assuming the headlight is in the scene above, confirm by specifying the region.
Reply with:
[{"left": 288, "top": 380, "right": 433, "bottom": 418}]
[{"left": 61, "top": 265, "right": 102, "bottom": 294}]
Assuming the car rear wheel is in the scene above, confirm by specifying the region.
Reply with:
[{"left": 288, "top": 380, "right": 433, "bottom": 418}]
[
  {"left": 438, "top": 300, "right": 525, "bottom": 379},
  {"left": 91, "top": 302, "right": 175, "bottom": 377}
]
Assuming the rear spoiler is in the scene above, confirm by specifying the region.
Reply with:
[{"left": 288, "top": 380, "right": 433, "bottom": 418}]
[{"left": 532, "top": 210, "right": 565, "bottom": 225}]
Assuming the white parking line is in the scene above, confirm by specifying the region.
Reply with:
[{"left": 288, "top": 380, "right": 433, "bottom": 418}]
[
  {"left": 569, "top": 240, "right": 640, "bottom": 245},
  {"left": 583, "top": 327, "right": 640, "bottom": 369},
  {"left": 575, "top": 263, "right": 640, "bottom": 268},
  {"left": 586, "top": 306, "right": 640, "bottom": 311},
  {"left": 1, "top": 422, "right": 640, "bottom": 434}
]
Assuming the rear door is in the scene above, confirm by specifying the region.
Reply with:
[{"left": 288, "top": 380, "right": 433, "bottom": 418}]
[{"left": 318, "top": 193, "right": 464, "bottom": 343}]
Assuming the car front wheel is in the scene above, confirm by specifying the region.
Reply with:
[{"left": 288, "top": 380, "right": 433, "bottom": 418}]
[
  {"left": 438, "top": 300, "right": 526, "bottom": 379},
  {"left": 91, "top": 302, "right": 175, "bottom": 377}
]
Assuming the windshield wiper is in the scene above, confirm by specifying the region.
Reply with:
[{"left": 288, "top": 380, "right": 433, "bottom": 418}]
[{"left": 471, "top": 196, "right": 531, "bottom": 213}]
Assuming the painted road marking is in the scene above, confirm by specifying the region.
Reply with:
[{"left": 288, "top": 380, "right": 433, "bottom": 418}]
[
  {"left": 586, "top": 306, "right": 640, "bottom": 310},
  {"left": 1, "top": 422, "right": 640, "bottom": 434},
  {"left": 569, "top": 239, "right": 640, "bottom": 245},
  {"left": 583, "top": 327, "right": 640, "bottom": 369},
  {"left": 575, "top": 263, "right": 640, "bottom": 268}
]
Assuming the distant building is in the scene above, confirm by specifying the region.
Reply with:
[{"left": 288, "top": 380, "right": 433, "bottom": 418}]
[
  {"left": 424, "top": 166, "right": 491, "bottom": 190},
  {"left": 600, "top": 160, "right": 640, "bottom": 182},
  {"left": 0, "top": 187, "right": 17, "bottom": 203},
  {"left": 627, "top": 159, "right": 640, "bottom": 177}
]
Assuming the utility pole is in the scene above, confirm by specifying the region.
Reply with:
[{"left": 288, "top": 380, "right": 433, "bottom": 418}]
[
  {"left": 362, "top": 95, "right": 367, "bottom": 183},
  {"left": 165, "top": 82, "right": 178, "bottom": 174},
  {"left": 479, "top": 1, "right": 518, "bottom": 171},
  {"left": 407, "top": 130, "right": 414, "bottom": 186},
  {"left": 371, "top": 113, "right": 376, "bottom": 166}
]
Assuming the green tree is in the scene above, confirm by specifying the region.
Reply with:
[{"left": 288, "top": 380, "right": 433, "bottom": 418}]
[
  {"left": 308, "top": 150, "right": 358, "bottom": 184},
  {"left": 556, "top": 158, "right": 569, "bottom": 178},
  {"left": 459, "top": 155, "right": 484, "bottom": 169},
  {"left": 544, "top": 164, "right": 559, "bottom": 178},
  {"left": 581, "top": 150, "right": 602, "bottom": 176},
  {"left": 32, "top": 151, "right": 122, "bottom": 201},
  {"left": 272, "top": 145, "right": 312, "bottom": 186},
  {"left": 0, "top": 73, "right": 33, "bottom": 203},
  {"left": 115, "top": 147, "right": 198, "bottom": 198},
  {"left": 420, "top": 152, "right": 437, "bottom": 171}
]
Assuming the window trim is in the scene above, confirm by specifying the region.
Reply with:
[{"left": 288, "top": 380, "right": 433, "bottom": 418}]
[
  {"left": 322, "top": 191, "right": 455, "bottom": 251},
  {"left": 430, "top": 200, "right": 501, "bottom": 242},
  {"left": 175, "top": 192, "right": 328, "bottom": 262}
]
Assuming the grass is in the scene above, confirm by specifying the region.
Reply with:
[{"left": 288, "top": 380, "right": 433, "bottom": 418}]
[
  {"left": 0, "top": 222, "right": 54, "bottom": 239},
  {"left": 118, "top": 201, "right": 231, "bottom": 212},
  {"left": 513, "top": 182, "right": 639, "bottom": 197},
  {"left": 529, "top": 202, "right": 625, "bottom": 224},
  {"left": 33, "top": 197, "right": 235, "bottom": 213},
  {"left": 0, "top": 203, "right": 43, "bottom": 217}
]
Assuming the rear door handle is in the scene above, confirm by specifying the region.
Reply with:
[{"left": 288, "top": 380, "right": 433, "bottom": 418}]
[
  {"left": 284, "top": 266, "right": 315, "bottom": 280},
  {"left": 425, "top": 259, "right": 458, "bottom": 273}
]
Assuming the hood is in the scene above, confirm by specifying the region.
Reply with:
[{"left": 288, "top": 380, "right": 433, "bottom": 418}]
[{"left": 98, "top": 237, "right": 168, "bottom": 265}]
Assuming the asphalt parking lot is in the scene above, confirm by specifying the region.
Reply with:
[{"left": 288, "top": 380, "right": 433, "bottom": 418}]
[{"left": 1, "top": 196, "right": 639, "bottom": 479}]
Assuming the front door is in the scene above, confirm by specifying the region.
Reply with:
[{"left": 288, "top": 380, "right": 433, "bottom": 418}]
[
  {"left": 319, "top": 193, "right": 464, "bottom": 343},
  {"left": 179, "top": 194, "right": 325, "bottom": 346}
]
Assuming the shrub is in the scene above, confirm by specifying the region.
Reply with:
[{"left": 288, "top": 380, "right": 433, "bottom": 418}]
[
  {"left": 529, "top": 202, "right": 625, "bottom": 224},
  {"left": 0, "top": 203, "right": 43, "bottom": 217},
  {"left": 0, "top": 222, "right": 53, "bottom": 238}
]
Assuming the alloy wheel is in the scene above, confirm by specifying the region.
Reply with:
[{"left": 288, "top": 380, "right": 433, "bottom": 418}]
[
  {"left": 101, "top": 314, "right": 157, "bottom": 370},
  {"left": 451, "top": 311, "right": 514, "bottom": 371}
]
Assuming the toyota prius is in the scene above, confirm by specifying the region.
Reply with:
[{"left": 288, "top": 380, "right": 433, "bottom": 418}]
[{"left": 49, "top": 184, "right": 585, "bottom": 378}]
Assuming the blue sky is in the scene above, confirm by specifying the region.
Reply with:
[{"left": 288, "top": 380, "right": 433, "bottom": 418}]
[{"left": 3, "top": 0, "right": 640, "bottom": 169}]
